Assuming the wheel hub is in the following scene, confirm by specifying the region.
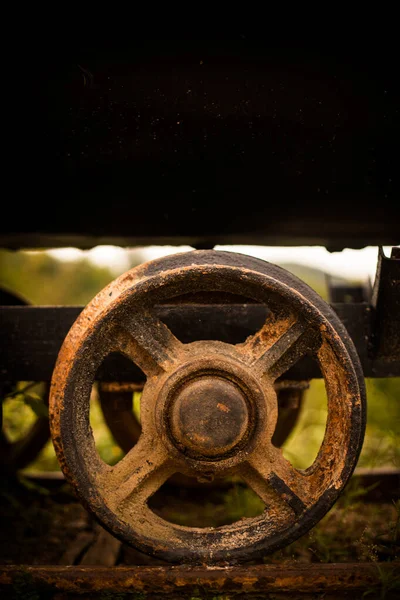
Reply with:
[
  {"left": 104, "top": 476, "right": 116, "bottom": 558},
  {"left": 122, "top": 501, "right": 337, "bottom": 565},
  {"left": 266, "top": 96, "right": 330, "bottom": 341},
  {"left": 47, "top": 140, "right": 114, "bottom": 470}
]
[
  {"left": 169, "top": 375, "right": 250, "bottom": 458},
  {"left": 157, "top": 353, "right": 272, "bottom": 470}
]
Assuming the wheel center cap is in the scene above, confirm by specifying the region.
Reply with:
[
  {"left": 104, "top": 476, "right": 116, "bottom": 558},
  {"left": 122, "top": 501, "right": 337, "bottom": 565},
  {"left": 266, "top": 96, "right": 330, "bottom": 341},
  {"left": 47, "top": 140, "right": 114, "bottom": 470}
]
[{"left": 169, "top": 376, "right": 249, "bottom": 458}]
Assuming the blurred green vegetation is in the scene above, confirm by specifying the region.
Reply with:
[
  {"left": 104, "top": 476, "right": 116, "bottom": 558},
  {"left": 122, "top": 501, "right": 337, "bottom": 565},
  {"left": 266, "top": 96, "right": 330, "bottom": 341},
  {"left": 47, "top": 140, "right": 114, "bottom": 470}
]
[
  {"left": 2, "top": 383, "right": 48, "bottom": 442},
  {"left": 0, "top": 248, "right": 399, "bottom": 475},
  {"left": 283, "top": 378, "right": 400, "bottom": 470},
  {"left": 0, "top": 248, "right": 129, "bottom": 305}
]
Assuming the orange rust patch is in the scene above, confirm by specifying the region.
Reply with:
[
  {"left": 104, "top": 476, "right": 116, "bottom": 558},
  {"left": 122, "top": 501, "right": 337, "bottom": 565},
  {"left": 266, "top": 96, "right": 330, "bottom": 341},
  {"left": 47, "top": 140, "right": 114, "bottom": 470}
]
[
  {"left": 190, "top": 433, "right": 210, "bottom": 444},
  {"left": 217, "top": 402, "right": 230, "bottom": 413}
]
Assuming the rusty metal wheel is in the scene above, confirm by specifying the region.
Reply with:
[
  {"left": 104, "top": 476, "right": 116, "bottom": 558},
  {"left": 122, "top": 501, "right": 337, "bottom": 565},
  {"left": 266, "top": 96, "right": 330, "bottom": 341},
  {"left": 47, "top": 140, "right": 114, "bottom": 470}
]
[
  {"left": 50, "top": 250, "right": 366, "bottom": 563},
  {"left": 0, "top": 288, "right": 50, "bottom": 473}
]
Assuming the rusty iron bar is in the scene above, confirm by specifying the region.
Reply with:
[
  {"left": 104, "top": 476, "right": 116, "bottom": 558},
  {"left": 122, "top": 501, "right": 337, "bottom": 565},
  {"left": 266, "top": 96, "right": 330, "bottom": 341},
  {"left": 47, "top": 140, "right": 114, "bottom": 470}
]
[
  {"left": 2, "top": 303, "right": 400, "bottom": 381},
  {"left": 371, "top": 246, "right": 400, "bottom": 361},
  {"left": 99, "top": 381, "right": 144, "bottom": 392},
  {"left": 20, "top": 467, "right": 400, "bottom": 503},
  {"left": 0, "top": 563, "right": 398, "bottom": 597}
]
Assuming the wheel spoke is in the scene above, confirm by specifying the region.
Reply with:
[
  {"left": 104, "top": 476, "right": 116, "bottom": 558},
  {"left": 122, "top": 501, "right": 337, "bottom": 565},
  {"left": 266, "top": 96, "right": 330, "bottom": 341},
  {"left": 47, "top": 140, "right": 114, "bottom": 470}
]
[
  {"left": 247, "top": 445, "right": 311, "bottom": 514},
  {"left": 242, "top": 313, "right": 321, "bottom": 380},
  {"left": 236, "top": 463, "right": 280, "bottom": 508},
  {"left": 264, "top": 321, "right": 321, "bottom": 380},
  {"left": 105, "top": 434, "right": 174, "bottom": 512},
  {"left": 267, "top": 471, "right": 307, "bottom": 515},
  {"left": 114, "top": 309, "right": 183, "bottom": 377}
]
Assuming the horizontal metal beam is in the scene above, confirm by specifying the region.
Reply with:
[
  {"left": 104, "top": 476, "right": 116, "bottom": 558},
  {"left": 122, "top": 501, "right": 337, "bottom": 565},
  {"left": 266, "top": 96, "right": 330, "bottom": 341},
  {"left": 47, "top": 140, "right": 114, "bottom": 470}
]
[
  {"left": 20, "top": 467, "right": 400, "bottom": 504},
  {"left": 1, "top": 304, "right": 399, "bottom": 381},
  {"left": 0, "top": 563, "right": 398, "bottom": 597}
]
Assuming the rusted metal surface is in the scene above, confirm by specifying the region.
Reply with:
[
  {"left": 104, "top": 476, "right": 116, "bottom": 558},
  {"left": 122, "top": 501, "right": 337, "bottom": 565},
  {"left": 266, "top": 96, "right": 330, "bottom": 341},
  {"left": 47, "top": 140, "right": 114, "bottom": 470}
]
[
  {"left": 99, "top": 381, "right": 144, "bottom": 392},
  {"left": 1, "top": 563, "right": 398, "bottom": 598},
  {"left": 98, "top": 381, "right": 306, "bottom": 460},
  {"left": 372, "top": 246, "right": 400, "bottom": 362},
  {"left": 169, "top": 376, "right": 250, "bottom": 458},
  {"left": 101, "top": 379, "right": 302, "bottom": 489},
  {"left": 49, "top": 250, "right": 366, "bottom": 563},
  {"left": 2, "top": 302, "right": 400, "bottom": 381}
]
